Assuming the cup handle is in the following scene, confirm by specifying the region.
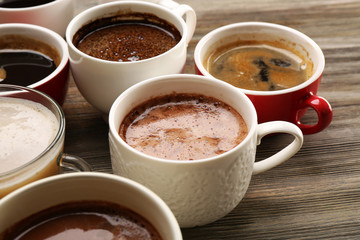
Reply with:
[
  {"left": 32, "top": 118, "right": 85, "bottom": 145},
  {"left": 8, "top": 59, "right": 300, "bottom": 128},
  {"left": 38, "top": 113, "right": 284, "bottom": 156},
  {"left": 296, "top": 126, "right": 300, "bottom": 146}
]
[
  {"left": 172, "top": 4, "right": 196, "bottom": 44},
  {"left": 252, "top": 121, "right": 303, "bottom": 175},
  {"left": 58, "top": 153, "right": 92, "bottom": 172},
  {"left": 295, "top": 93, "right": 333, "bottom": 135},
  {"left": 151, "top": 0, "right": 196, "bottom": 44}
]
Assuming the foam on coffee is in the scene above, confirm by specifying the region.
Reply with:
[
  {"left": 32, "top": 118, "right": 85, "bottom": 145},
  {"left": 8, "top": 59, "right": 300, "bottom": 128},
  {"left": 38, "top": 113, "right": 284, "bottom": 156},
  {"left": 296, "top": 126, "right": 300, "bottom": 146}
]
[
  {"left": 0, "top": 97, "right": 59, "bottom": 174},
  {"left": 120, "top": 93, "right": 248, "bottom": 160}
]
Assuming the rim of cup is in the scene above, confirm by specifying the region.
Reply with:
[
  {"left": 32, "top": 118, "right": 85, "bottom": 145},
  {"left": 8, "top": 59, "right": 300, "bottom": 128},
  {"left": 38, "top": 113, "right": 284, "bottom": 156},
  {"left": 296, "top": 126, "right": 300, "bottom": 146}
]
[
  {"left": 0, "top": 84, "right": 65, "bottom": 177},
  {"left": 194, "top": 21, "right": 325, "bottom": 96},
  {"left": 109, "top": 74, "right": 258, "bottom": 164},
  {"left": 0, "top": 172, "right": 182, "bottom": 239},
  {"left": 66, "top": 1, "right": 189, "bottom": 65},
  {"left": 0, "top": 23, "right": 69, "bottom": 89},
  {"left": 0, "top": 0, "right": 62, "bottom": 10}
]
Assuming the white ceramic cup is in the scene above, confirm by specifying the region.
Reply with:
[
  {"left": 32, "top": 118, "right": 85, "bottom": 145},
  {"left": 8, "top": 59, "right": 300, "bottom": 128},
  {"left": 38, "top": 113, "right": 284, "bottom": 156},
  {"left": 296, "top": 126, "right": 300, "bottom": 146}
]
[
  {"left": 0, "top": 0, "right": 73, "bottom": 37},
  {"left": 66, "top": 0, "right": 196, "bottom": 114},
  {"left": 0, "top": 172, "right": 182, "bottom": 240},
  {"left": 108, "top": 74, "right": 304, "bottom": 227}
]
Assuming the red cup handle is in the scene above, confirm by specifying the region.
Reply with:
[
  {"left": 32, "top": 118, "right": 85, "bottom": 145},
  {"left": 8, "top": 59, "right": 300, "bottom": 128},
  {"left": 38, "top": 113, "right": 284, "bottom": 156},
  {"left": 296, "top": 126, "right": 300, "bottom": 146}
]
[{"left": 296, "top": 93, "right": 333, "bottom": 134}]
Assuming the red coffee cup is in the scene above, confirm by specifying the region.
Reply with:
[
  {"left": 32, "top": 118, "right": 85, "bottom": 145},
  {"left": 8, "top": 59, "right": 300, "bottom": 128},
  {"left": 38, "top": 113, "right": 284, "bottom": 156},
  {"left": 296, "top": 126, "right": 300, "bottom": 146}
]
[
  {"left": 0, "top": 23, "right": 70, "bottom": 106},
  {"left": 194, "top": 22, "right": 332, "bottom": 135}
]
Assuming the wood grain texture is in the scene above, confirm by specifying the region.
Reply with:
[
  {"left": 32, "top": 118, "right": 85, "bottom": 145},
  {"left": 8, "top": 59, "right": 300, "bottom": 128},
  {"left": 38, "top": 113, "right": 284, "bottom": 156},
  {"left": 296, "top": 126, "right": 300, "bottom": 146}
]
[{"left": 63, "top": 0, "right": 360, "bottom": 239}]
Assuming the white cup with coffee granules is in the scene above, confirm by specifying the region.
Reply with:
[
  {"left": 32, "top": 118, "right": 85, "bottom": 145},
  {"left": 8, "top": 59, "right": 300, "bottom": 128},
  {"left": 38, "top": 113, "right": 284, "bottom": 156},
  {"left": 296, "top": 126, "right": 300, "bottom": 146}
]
[
  {"left": 66, "top": 0, "right": 196, "bottom": 114},
  {"left": 108, "top": 74, "right": 304, "bottom": 227}
]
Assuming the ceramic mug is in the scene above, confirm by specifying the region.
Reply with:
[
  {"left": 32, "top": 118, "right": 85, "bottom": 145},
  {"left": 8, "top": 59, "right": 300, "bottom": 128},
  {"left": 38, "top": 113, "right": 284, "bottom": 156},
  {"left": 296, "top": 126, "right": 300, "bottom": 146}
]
[
  {"left": 108, "top": 74, "right": 304, "bottom": 227},
  {"left": 0, "top": 172, "right": 182, "bottom": 240},
  {"left": 0, "top": 85, "right": 91, "bottom": 199},
  {"left": 66, "top": 0, "right": 196, "bottom": 114},
  {"left": 0, "top": 23, "right": 70, "bottom": 106},
  {"left": 0, "top": 0, "right": 73, "bottom": 37},
  {"left": 194, "top": 22, "right": 333, "bottom": 135}
]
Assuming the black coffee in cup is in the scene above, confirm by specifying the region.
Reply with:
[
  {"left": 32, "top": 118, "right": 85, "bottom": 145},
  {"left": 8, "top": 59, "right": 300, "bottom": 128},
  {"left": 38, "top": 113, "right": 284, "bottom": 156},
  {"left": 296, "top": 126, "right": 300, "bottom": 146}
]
[
  {"left": 0, "top": 35, "right": 60, "bottom": 86},
  {"left": 0, "top": 0, "right": 55, "bottom": 8}
]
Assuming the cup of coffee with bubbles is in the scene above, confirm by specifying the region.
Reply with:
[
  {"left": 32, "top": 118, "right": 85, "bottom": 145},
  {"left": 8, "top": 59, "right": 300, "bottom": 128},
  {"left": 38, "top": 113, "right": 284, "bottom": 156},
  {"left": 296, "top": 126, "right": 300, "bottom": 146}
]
[
  {"left": 0, "top": 85, "right": 91, "bottom": 199},
  {"left": 194, "top": 22, "right": 333, "bottom": 134},
  {"left": 0, "top": 23, "right": 70, "bottom": 106},
  {"left": 108, "top": 74, "right": 304, "bottom": 227},
  {"left": 66, "top": 0, "right": 196, "bottom": 114},
  {"left": 0, "top": 0, "right": 73, "bottom": 37},
  {"left": 0, "top": 172, "right": 182, "bottom": 240}
]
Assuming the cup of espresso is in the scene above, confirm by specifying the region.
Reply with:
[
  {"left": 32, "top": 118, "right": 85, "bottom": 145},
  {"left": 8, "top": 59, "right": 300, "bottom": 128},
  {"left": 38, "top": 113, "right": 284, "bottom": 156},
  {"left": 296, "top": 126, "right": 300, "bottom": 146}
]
[
  {"left": 0, "top": 84, "right": 91, "bottom": 199},
  {"left": 108, "top": 74, "right": 304, "bottom": 227},
  {"left": 66, "top": 0, "right": 196, "bottom": 114},
  {"left": 0, "top": 0, "right": 73, "bottom": 37},
  {"left": 0, "top": 172, "right": 182, "bottom": 240},
  {"left": 194, "top": 22, "right": 333, "bottom": 135},
  {"left": 0, "top": 23, "right": 70, "bottom": 105}
]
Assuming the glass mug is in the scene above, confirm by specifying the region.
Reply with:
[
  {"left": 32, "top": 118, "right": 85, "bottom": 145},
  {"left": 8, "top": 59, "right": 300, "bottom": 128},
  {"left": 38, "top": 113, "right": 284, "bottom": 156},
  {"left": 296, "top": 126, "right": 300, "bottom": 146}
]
[{"left": 0, "top": 84, "right": 91, "bottom": 198}]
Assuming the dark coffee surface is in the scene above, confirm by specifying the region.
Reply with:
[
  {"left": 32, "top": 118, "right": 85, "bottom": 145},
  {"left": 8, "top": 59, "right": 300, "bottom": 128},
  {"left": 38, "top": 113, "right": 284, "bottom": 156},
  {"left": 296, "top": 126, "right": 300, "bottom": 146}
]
[
  {"left": 205, "top": 40, "right": 313, "bottom": 91},
  {"left": 0, "top": 35, "right": 60, "bottom": 86},
  {"left": 0, "top": 50, "right": 57, "bottom": 86},
  {"left": 2, "top": 201, "right": 162, "bottom": 240},
  {"left": 74, "top": 13, "right": 181, "bottom": 62},
  {"left": 0, "top": 0, "right": 55, "bottom": 8},
  {"left": 120, "top": 93, "right": 248, "bottom": 160}
]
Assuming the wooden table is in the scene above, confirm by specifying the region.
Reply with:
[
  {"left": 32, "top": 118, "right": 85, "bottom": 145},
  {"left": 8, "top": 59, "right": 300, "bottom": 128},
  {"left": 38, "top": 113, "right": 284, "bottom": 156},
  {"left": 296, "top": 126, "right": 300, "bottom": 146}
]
[{"left": 64, "top": 0, "right": 360, "bottom": 239}]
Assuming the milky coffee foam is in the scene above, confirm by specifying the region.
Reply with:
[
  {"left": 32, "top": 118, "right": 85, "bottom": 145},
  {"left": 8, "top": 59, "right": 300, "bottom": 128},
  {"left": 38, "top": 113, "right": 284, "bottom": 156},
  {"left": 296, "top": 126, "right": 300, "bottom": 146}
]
[{"left": 0, "top": 97, "right": 59, "bottom": 174}]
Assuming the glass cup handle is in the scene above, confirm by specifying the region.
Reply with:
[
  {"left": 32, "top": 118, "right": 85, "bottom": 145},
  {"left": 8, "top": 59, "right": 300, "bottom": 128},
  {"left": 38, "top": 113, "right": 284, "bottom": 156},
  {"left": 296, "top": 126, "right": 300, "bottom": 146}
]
[
  {"left": 296, "top": 93, "right": 333, "bottom": 135},
  {"left": 252, "top": 121, "right": 304, "bottom": 175},
  {"left": 58, "top": 153, "right": 92, "bottom": 172}
]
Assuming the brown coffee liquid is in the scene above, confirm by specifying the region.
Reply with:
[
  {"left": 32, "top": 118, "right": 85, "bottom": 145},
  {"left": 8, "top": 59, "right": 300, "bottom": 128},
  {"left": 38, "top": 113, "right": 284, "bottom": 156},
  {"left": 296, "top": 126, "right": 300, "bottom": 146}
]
[
  {"left": 74, "top": 13, "right": 181, "bottom": 62},
  {"left": 205, "top": 40, "right": 313, "bottom": 91},
  {"left": 120, "top": 93, "right": 248, "bottom": 160},
  {"left": 0, "top": 0, "right": 55, "bottom": 8},
  {"left": 2, "top": 201, "right": 162, "bottom": 240}
]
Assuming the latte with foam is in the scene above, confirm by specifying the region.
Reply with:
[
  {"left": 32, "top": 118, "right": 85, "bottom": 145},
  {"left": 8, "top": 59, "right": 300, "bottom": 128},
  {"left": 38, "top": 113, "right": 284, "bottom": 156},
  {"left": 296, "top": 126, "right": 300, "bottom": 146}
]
[{"left": 0, "top": 97, "right": 59, "bottom": 174}]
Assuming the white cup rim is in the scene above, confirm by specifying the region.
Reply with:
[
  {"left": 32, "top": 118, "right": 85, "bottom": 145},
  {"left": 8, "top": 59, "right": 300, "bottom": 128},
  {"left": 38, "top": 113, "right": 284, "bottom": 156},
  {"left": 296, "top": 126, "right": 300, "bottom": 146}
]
[
  {"left": 66, "top": 1, "right": 188, "bottom": 65},
  {"left": 194, "top": 21, "right": 325, "bottom": 96},
  {"left": 108, "top": 73, "right": 258, "bottom": 165},
  {"left": 0, "top": 172, "right": 182, "bottom": 239},
  {"left": 0, "top": 23, "right": 69, "bottom": 88}
]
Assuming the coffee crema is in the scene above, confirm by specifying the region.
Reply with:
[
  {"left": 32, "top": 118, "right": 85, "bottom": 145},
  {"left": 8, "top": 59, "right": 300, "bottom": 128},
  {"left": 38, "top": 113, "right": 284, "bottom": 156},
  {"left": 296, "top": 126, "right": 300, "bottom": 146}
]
[
  {"left": 0, "top": 35, "right": 60, "bottom": 86},
  {"left": 0, "top": 97, "right": 59, "bottom": 174},
  {"left": 1, "top": 201, "right": 162, "bottom": 240},
  {"left": 73, "top": 13, "right": 181, "bottom": 62},
  {"left": 204, "top": 40, "right": 313, "bottom": 91},
  {"left": 120, "top": 93, "right": 248, "bottom": 160}
]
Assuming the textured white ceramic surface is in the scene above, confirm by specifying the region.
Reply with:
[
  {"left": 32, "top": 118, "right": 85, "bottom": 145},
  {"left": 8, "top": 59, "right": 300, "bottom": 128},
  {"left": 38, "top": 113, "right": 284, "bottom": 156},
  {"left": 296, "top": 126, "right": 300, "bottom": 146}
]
[
  {"left": 108, "top": 74, "right": 303, "bottom": 227},
  {"left": 66, "top": 0, "right": 196, "bottom": 114}
]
